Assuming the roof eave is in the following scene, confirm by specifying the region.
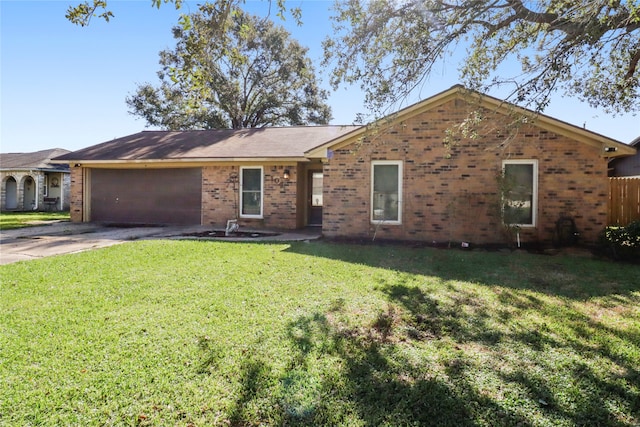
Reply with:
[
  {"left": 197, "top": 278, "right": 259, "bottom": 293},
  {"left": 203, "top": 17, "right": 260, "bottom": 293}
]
[
  {"left": 472, "top": 93, "right": 635, "bottom": 158},
  {"left": 55, "top": 157, "right": 311, "bottom": 167},
  {"left": 0, "top": 167, "right": 70, "bottom": 172}
]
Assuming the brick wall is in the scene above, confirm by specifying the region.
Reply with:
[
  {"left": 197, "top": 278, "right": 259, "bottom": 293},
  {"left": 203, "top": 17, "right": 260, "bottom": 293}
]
[
  {"left": 262, "top": 165, "right": 298, "bottom": 229},
  {"left": 1, "top": 171, "right": 46, "bottom": 211},
  {"left": 1, "top": 172, "right": 28, "bottom": 210},
  {"left": 323, "top": 99, "right": 609, "bottom": 246},
  {"left": 201, "top": 164, "right": 299, "bottom": 230},
  {"left": 2, "top": 171, "right": 71, "bottom": 212},
  {"left": 69, "top": 167, "right": 84, "bottom": 222},
  {"left": 68, "top": 164, "right": 300, "bottom": 228},
  {"left": 201, "top": 165, "right": 238, "bottom": 227}
]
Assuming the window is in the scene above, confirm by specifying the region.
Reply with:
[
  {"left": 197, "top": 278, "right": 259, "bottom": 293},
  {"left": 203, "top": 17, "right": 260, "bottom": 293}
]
[
  {"left": 43, "top": 175, "right": 48, "bottom": 197},
  {"left": 502, "top": 160, "right": 538, "bottom": 226},
  {"left": 311, "top": 172, "right": 323, "bottom": 207},
  {"left": 240, "top": 166, "right": 263, "bottom": 218},
  {"left": 371, "top": 161, "right": 402, "bottom": 223}
]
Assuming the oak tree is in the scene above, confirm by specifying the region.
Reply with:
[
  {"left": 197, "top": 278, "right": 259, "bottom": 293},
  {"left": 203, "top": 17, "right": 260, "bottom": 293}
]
[
  {"left": 323, "top": 0, "right": 640, "bottom": 116},
  {"left": 66, "top": 0, "right": 180, "bottom": 26},
  {"left": 126, "top": 4, "right": 331, "bottom": 129},
  {"left": 69, "top": 0, "right": 639, "bottom": 118}
]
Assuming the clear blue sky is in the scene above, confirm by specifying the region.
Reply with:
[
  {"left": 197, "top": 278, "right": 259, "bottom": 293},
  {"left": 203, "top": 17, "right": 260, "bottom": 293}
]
[{"left": 1, "top": 0, "right": 638, "bottom": 154}]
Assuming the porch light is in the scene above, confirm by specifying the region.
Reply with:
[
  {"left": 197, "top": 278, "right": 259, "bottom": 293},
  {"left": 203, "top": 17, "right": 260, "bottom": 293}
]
[{"left": 283, "top": 169, "right": 290, "bottom": 180}]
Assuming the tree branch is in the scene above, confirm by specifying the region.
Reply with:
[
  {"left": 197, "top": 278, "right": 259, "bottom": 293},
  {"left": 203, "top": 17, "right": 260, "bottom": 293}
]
[{"left": 626, "top": 47, "right": 640, "bottom": 81}]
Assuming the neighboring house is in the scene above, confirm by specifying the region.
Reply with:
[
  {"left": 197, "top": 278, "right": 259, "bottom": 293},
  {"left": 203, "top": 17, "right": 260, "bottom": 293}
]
[
  {"left": 609, "top": 136, "right": 640, "bottom": 177},
  {"left": 53, "top": 86, "right": 635, "bottom": 246},
  {"left": 1, "top": 148, "right": 71, "bottom": 212}
]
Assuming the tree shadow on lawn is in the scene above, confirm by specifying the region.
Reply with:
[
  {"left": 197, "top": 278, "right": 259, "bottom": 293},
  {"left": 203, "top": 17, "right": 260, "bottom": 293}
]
[
  {"left": 382, "top": 284, "right": 640, "bottom": 424},
  {"left": 197, "top": 313, "right": 533, "bottom": 426},
  {"left": 277, "top": 309, "right": 534, "bottom": 427},
  {"left": 283, "top": 241, "right": 640, "bottom": 300},
  {"left": 189, "top": 242, "right": 639, "bottom": 425},
  {"left": 196, "top": 287, "right": 639, "bottom": 426}
]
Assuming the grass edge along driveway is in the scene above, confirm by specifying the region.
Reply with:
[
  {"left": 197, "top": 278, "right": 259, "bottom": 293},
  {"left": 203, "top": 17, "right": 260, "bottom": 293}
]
[
  {"left": 1, "top": 240, "right": 639, "bottom": 426},
  {"left": 0, "top": 211, "right": 70, "bottom": 230}
]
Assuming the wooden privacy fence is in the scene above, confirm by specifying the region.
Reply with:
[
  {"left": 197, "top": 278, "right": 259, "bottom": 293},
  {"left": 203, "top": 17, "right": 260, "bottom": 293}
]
[{"left": 608, "top": 177, "right": 640, "bottom": 226}]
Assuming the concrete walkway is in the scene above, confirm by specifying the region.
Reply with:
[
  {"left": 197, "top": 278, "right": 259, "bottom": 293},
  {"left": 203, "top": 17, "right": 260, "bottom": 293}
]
[{"left": 0, "top": 222, "right": 321, "bottom": 265}]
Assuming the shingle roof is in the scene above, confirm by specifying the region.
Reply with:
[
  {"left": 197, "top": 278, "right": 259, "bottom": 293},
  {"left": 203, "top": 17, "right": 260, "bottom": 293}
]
[
  {"left": 53, "top": 126, "right": 361, "bottom": 162},
  {"left": 0, "top": 148, "right": 71, "bottom": 170}
]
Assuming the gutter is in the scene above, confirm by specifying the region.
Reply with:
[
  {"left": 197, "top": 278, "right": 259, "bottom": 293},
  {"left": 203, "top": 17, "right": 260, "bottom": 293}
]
[{"left": 50, "top": 157, "right": 312, "bottom": 167}]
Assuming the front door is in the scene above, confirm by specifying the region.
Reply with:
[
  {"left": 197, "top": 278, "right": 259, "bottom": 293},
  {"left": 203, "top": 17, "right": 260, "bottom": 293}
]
[
  {"left": 23, "top": 176, "right": 36, "bottom": 210},
  {"left": 308, "top": 171, "right": 323, "bottom": 226}
]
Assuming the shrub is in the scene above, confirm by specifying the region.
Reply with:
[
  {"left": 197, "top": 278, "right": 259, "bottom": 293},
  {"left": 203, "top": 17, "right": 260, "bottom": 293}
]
[{"left": 599, "top": 220, "right": 640, "bottom": 261}]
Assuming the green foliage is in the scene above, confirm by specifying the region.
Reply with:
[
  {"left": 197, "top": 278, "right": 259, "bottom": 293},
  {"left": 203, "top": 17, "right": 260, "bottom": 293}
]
[
  {"left": 324, "top": 0, "right": 640, "bottom": 116},
  {"left": 66, "top": 0, "right": 183, "bottom": 26},
  {"left": 68, "top": 0, "right": 639, "bottom": 118},
  {"left": 494, "top": 169, "right": 527, "bottom": 246},
  {"left": 126, "top": 3, "right": 331, "bottom": 130},
  {"left": 66, "top": 0, "right": 304, "bottom": 28},
  {"left": 65, "top": 0, "right": 114, "bottom": 26},
  {"left": 1, "top": 240, "right": 639, "bottom": 425},
  {"left": 599, "top": 220, "right": 640, "bottom": 260}
]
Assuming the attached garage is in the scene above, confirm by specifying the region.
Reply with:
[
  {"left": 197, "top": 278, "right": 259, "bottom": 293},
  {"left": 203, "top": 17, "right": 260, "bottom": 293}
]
[
  {"left": 51, "top": 127, "right": 362, "bottom": 228},
  {"left": 89, "top": 168, "right": 202, "bottom": 225}
]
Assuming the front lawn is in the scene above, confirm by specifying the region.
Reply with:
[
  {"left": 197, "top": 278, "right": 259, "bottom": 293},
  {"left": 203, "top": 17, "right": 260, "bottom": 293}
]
[
  {"left": 1, "top": 240, "right": 638, "bottom": 426},
  {"left": 0, "top": 211, "right": 70, "bottom": 230}
]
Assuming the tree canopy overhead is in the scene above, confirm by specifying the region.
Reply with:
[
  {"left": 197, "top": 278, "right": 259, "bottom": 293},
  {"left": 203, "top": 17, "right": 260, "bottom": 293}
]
[
  {"left": 69, "top": 0, "right": 640, "bottom": 122},
  {"left": 126, "top": 4, "right": 331, "bottom": 130},
  {"left": 323, "top": 0, "right": 640, "bottom": 116},
  {"left": 67, "top": 0, "right": 188, "bottom": 26},
  {"left": 66, "top": 0, "right": 297, "bottom": 27}
]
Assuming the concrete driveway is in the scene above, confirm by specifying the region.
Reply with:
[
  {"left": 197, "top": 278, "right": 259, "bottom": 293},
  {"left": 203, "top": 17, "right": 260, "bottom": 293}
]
[
  {"left": 0, "top": 222, "right": 321, "bottom": 265},
  {"left": 0, "top": 222, "right": 198, "bottom": 265}
]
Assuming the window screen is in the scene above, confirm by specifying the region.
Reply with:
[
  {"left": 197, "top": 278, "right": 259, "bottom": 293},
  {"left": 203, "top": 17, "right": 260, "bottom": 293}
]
[{"left": 241, "top": 167, "right": 262, "bottom": 217}]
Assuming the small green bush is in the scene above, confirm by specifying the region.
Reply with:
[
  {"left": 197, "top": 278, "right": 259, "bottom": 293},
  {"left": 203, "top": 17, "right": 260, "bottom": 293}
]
[{"left": 599, "top": 220, "right": 640, "bottom": 261}]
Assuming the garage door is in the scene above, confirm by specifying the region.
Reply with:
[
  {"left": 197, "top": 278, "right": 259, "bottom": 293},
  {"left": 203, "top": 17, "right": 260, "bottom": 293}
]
[{"left": 90, "top": 168, "right": 202, "bottom": 225}]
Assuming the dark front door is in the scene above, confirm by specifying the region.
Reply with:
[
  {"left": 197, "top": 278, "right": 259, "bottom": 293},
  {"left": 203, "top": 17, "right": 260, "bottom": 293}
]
[{"left": 308, "top": 171, "right": 323, "bottom": 226}]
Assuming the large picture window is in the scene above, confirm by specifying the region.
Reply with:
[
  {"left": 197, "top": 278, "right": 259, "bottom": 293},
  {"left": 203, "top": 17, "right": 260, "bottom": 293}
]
[
  {"left": 371, "top": 161, "right": 402, "bottom": 223},
  {"left": 502, "top": 160, "right": 537, "bottom": 226},
  {"left": 240, "top": 166, "right": 263, "bottom": 218}
]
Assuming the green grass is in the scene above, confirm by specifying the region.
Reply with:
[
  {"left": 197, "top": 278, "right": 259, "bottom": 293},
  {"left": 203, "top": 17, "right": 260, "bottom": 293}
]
[
  {"left": 0, "top": 211, "right": 70, "bottom": 230},
  {"left": 1, "top": 240, "right": 639, "bottom": 426}
]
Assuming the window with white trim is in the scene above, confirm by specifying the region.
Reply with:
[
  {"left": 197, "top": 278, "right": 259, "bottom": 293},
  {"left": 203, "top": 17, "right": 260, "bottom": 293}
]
[
  {"left": 240, "top": 166, "right": 263, "bottom": 218},
  {"left": 371, "top": 161, "right": 402, "bottom": 224},
  {"left": 502, "top": 160, "right": 538, "bottom": 227}
]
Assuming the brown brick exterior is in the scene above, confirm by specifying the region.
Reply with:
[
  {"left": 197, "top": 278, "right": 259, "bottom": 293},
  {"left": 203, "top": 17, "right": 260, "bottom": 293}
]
[
  {"left": 201, "top": 164, "right": 299, "bottom": 230},
  {"left": 323, "top": 99, "right": 609, "bottom": 246},
  {"left": 66, "top": 92, "right": 616, "bottom": 244},
  {"left": 69, "top": 167, "right": 84, "bottom": 222},
  {"left": 70, "top": 164, "right": 302, "bottom": 229}
]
